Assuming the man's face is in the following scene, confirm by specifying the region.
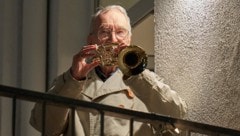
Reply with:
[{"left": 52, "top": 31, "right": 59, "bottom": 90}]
[{"left": 89, "top": 9, "right": 131, "bottom": 46}]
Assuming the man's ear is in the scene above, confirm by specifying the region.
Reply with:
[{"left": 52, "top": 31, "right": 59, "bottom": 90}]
[
  {"left": 87, "top": 34, "right": 93, "bottom": 44},
  {"left": 126, "top": 36, "right": 131, "bottom": 45}
]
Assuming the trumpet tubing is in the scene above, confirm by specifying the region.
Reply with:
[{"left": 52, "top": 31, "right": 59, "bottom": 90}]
[{"left": 96, "top": 44, "right": 148, "bottom": 76}]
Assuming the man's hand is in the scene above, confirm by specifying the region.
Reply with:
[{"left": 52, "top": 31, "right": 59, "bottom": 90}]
[{"left": 70, "top": 44, "right": 100, "bottom": 80}]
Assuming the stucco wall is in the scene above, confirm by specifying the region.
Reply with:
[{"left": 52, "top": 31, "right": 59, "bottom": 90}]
[{"left": 155, "top": 0, "right": 240, "bottom": 130}]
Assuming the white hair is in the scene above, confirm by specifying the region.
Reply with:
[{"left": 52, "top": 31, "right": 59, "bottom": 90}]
[{"left": 90, "top": 5, "right": 132, "bottom": 36}]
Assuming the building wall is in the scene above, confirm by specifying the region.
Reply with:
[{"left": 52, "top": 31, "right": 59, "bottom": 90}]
[
  {"left": 155, "top": 0, "right": 240, "bottom": 130},
  {"left": 0, "top": 0, "right": 93, "bottom": 135},
  {"left": 132, "top": 14, "right": 155, "bottom": 70}
]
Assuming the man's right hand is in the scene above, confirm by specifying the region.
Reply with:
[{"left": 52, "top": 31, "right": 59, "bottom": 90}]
[{"left": 70, "top": 44, "right": 100, "bottom": 80}]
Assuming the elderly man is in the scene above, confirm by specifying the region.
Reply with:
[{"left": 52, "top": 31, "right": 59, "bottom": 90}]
[{"left": 30, "top": 5, "right": 187, "bottom": 136}]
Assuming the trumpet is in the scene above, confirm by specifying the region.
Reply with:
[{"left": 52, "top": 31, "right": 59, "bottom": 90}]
[{"left": 95, "top": 44, "right": 148, "bottom": 76}]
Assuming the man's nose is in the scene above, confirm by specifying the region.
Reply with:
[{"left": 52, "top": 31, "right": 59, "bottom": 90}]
[{"left": 108, "top": 32, "right": 118, "bottom": 43}]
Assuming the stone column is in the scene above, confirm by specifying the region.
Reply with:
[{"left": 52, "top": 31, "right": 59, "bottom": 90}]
[{"left": 155, "top": 0, "right": 240, "bottom": 130}]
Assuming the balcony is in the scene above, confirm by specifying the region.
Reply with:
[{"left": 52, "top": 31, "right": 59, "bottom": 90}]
[{"left": 1, "top": 85, "right": 240, "bottom": 136}]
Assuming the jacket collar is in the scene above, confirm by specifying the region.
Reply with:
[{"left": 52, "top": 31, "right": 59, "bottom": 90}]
[{"left": 81, "top": 69, "right": 129, "bottom": 100}]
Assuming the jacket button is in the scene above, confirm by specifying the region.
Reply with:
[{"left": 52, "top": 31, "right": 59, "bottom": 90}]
[
  {"left": 119, "top": 104, "right": 125, "bottom": 108},
  {"left": 126, "top": 89, "right": 134, "bottom": 99}
]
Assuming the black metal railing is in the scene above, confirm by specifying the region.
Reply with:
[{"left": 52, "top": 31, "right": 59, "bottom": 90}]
[{"left": 0, "top": 85, "right": 240, "bottom": 136}]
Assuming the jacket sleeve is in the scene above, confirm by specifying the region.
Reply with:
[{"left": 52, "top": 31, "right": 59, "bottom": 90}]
[
  {"left": 30, "top": 70, "right": 86, "bottom": 136},
  {"left": 123, "top": 69, "right": 187, "bottom": 118}
]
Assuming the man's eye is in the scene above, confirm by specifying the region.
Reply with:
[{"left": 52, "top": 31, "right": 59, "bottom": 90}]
[
  {"left": 116, "top": 29, "right": 127, "bottom": 36},
  {"left": 100, "top": 29, "right": 110, "bottom": 34}
]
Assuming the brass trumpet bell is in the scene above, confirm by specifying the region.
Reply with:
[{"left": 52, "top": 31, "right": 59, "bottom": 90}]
[{"left": 118, "top": 45, "right": 147, "bottom": 76}]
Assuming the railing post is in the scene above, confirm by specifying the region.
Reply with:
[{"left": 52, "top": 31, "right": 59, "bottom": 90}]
[
  {"left": 71, "top": 108, "right": 76, "bottom": 136},
  {"left": 129, "top": 118, "right": 134, "bottom": 136},
  {"left": 12, "top": 97, "right": 16, "bottom": 136},
  {"left": 100, "top": 111, "right": 105, "bottom": 136},
  {"left": 41, "top": 101, "right": 46, "bottom": 136}
]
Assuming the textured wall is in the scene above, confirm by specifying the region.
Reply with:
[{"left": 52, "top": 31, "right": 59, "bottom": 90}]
[{"left": 155, "top": 0, "right": 240, "bottom": 130}]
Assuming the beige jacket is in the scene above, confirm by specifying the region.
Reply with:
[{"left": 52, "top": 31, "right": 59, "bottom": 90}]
[{"left": 30, "top": 69, "right": 187, "bottom": 136}]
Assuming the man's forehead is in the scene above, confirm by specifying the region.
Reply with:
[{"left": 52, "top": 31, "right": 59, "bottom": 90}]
[{"left": 95, "top": 9, "right": 128, "bottom": 29}]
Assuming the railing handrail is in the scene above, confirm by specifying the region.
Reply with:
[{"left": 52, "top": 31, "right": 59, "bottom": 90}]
[{"left": 0, "top": 84, "right": 240, "bottom": 135}]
